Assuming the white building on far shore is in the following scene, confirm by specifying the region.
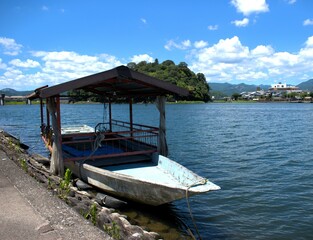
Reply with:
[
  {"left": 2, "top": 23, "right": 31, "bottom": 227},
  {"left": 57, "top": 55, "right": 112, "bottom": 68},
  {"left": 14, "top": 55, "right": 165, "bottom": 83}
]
[{"left": 269, "top": 82, "right": 301, "bottom": 93}]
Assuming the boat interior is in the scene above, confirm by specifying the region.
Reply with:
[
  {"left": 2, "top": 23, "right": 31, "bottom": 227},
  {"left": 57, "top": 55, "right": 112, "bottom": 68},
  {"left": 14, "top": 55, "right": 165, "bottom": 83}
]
[{"left": 59, "top": 119, "right": 159, "bottom": 167}]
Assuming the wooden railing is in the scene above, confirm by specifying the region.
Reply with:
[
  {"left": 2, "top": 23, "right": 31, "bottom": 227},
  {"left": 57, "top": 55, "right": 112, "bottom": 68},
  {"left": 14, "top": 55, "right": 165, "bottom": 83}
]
[{"left": 61, "top": 120, "right": 159, "bottom": 162}]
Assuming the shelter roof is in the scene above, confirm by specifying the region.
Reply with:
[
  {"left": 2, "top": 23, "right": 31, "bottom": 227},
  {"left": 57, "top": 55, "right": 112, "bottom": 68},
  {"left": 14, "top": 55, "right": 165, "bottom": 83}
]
[{"left": 29, "top": 66, "right": 189, "bottom": 99}]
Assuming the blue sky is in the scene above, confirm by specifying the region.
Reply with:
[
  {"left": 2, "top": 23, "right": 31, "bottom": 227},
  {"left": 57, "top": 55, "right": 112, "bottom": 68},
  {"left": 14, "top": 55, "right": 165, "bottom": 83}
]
[{"left": 0, "top": 0, "right": 313, "bottom": 90}]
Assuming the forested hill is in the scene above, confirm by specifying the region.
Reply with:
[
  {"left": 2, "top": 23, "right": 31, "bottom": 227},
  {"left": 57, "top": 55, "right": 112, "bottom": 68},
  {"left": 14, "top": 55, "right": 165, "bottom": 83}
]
[
  {"left": 0, "top": 88, "right": 32, "bottom": 96},
  {"left": 127, "top": 60, "right": 210, "bottom": 102}
]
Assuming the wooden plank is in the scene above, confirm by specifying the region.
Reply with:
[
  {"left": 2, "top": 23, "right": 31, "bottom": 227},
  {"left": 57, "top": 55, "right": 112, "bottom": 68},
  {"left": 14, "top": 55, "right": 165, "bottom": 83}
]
[
  {"left": 85, "top": 154, "right": 152, "bottom": 167},
  {"left": 63, "top": 149, "right": 156, "bottom": 162}
]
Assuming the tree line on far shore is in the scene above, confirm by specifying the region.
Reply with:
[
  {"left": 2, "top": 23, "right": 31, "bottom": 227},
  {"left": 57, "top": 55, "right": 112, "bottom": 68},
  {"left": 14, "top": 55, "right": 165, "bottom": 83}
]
[{"left": 69, "top": 60, "right": 211, "bottom": 103}]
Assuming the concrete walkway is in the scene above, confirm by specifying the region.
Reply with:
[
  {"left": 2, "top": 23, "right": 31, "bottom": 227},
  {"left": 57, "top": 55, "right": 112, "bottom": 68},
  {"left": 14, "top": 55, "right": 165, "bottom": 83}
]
[{"left": 0, "top": 150, "right": 109, "bottom": 240}]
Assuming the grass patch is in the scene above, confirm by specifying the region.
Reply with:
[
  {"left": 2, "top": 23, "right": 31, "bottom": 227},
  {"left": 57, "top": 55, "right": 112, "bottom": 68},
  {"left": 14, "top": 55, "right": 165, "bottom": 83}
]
[
  {"left": 58, "top": 168, "right": 72, "bottom": 200},
  {"left": 104, "top": 221, "right": 121, "bottom": 240},
  {"left": 84, "top": 203, "right": 98, "bottom": 226},
  {"left": 19, "top": 158, "right": 28, "bottom": 172}
]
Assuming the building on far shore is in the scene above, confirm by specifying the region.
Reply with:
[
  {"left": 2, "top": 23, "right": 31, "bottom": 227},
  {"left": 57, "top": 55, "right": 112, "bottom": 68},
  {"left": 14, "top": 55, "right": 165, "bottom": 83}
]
[
  {"left": 269, "top": 82, "right": 301, "bottom": 93},
  {"left": 235, "top": 82, "right": 311, "bottom": 102}
]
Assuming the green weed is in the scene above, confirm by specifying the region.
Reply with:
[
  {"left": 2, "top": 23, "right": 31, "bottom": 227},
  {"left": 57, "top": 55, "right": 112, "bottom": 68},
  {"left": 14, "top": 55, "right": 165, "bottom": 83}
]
[
  {"left": 19, "top": 158, "right": 28, "bottom": 172},
  {"left": 58, "top": 168, "right": 72, "bottom": 200},
  {"left": 84, "top": 203, "right": 98, "bottom": 226},
  {"left": 47, "top": 178, "right": 56, "bottom": 190},
  {"left": 104, "top": 221, "right": 120, "bottom": 240}
]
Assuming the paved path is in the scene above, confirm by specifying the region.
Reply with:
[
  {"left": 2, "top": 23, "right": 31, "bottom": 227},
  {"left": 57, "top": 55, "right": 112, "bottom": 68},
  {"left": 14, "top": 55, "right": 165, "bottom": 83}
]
[{"left": 0, "top": 150, "right": 109, "bottom": 240}]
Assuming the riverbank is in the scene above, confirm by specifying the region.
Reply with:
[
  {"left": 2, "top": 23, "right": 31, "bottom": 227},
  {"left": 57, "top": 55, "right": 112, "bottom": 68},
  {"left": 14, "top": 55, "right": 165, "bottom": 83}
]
[
  {"left": 0, "top": 137, "right": 107, "bottom": 239},
  {"left": 0, "top": 130, "right": 160, "bottom": 240}
]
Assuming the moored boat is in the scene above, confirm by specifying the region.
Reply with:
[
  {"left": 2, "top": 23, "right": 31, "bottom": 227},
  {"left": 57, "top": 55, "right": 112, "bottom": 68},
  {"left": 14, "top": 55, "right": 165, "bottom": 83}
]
[{"left": 28, "top": 66, "right": 220, "bottom": 205}]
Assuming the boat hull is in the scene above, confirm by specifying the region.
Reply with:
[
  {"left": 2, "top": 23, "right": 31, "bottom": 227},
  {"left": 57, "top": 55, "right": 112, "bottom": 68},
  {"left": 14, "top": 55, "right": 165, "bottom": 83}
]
[{"left": 70, "top": 154, "right": 220, "bottom": 206}]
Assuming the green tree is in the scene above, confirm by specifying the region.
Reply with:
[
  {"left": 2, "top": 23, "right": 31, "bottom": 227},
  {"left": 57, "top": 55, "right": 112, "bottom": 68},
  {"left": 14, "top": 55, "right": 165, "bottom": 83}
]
[
  {"left": 130, "top": 60, "right": 211, "bottom": 102},
  {"left": 232, "top": 93, "right": 241, "bottom": 101},
  {"left": 72, "top": 60, "right": 211, "bottom": 103},
  {"left": 68, "top": 89, "right": 102, "bottom": 102},
  {"left": 127, "top": 62, "right": 137, "bottom": 69}
]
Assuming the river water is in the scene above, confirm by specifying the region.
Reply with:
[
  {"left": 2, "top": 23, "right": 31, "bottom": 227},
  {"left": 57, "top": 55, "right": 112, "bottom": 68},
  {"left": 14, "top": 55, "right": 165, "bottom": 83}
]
[{"left": 1, "top": 103, "right": 313, "bottom": 239}]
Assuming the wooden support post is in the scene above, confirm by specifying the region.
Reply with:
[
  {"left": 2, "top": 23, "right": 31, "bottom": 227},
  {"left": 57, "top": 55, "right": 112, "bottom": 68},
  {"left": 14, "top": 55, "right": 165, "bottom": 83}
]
[
  {"left": 47, "top": 96, "right": 64, "bottom": 177},
  {"left": 40, "top": 98, "right": 44, "bottom": 132},
  {"left": 129, "top": 98, "right": 133, "bottom": 137},
  {"left": 156, "top": 96, "right": 168, "bottom": 157},
  {"left": 56, "top": 95, "right": 64, "bottom": 176},
  {"left": 56, "top": 96, "right": 61, "bottom": 133},
  {"left": 46, "top": 98, "right": 50, "bottom": 128},
  {"left": 109, "top": 98, "right": 112, "bottom": 131}
]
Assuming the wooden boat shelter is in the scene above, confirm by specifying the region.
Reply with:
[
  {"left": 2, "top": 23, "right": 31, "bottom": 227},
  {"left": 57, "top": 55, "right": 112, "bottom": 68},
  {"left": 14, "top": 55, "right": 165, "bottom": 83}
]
[{"left": 29, "top": 66, "right": 189, "bottom": 176}]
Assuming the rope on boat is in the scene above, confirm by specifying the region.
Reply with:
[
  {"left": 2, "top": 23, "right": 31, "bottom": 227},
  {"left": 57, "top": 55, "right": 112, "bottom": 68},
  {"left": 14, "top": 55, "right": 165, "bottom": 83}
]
[
  {"left": 186, "top": 178, "right": 207, "bottom": 240},
  {"left": 28, "top": 135, "right": 43, "bottom": 152},
  {"left": 78, "top": 133, "right": 105, "bottom": 178}
]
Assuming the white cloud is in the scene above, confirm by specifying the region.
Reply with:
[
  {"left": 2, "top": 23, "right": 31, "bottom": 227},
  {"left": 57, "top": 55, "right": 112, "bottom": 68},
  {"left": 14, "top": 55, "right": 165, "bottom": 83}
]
[
  {"left": 251, "top": 45, "right": 274, "bottom": 56},
  {"left": 208, "top": 25, "right": 218, "bottom": 31},
  {"left": 164, "top": 40, "right": 176, "bottom": 50},
  {"left": 0, "top": 68, "right": 48, "bottom": 90},
  {"left": 98, "top": 53, "right": 123, "bottom": 65},
  {"left": 299, "top": 36, "right": 313, "bottom": 60},
  {"left": 25, "top": 51, "right": 123, "bottom": 86},
  {"left": 188, "top": 35, "right": 313, "bottom": 84},
  {"left": 287, "top": 0, "right": 296, "bottom": 4},
  {"left": 0, "top": 43, "right": 126, "bottom": 89},
  {"left": 140, "top": 18, "right": 147, "bottom": 24},
  {"left": 194, "top": 41, "right": 208, "bottom": 49},
  {"left": 34, "top": 51, "right": 98, "bottom": 63},
  {"left": 9, "top": 59, "right": 40, "bottom": 68},
  {"left": 42, "top": 5, "right": 49, "bottom": 11},
  {"left": 0, "top": 37, "right": 23, "bottom": 56},
  {"left": 303, "top": 19, "right": 313, "bottom": 26},
  {"left": 0, "top": 67, "right": 28, "bottom": 89},
  {"left": 164, "top": 39, "right": 192, "bottom": 50},
  {"left": 37, "top": 51, "right": 122, "bottom": 75},
  {"left": 2, "top": 35, "right": 313, "bottom": 90},
  {"left": 131, "top": 54, "right": 154, "bottom": 63},
  {"left": 0, "top": 58, "right": 7, "bottom": 69},
  {"left": 182, "top": 40, "right": 191, "bottom": 48},
  {"left": 260, "top": 52, "right": 299, "bottom": 67},
  {"left": 231, "top": 0, "right": 269, "bottom": 16},
  {"left": 305, "top": 36, "right": 313, "bottom": 47},
  {"left": 3, "top": 67, "right": 23, "bottom": 78},
  {"left": 194, "top": 36, "right": 250, "bottom": 64},
  {"left": 231, "top": 18, "right": 249, "bottom": 27}
]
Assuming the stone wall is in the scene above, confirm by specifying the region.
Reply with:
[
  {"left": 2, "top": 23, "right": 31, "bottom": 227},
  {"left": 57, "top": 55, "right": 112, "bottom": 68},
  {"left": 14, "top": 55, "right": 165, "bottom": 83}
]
[{"left": 0, "top": 130, "right": 160, "bottom": 240}]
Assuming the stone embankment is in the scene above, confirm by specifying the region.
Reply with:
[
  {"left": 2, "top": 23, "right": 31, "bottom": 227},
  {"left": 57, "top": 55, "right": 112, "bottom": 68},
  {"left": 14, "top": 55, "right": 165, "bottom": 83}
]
[{"left": 0, "top": 130, "right": 160, "bottom": 240}]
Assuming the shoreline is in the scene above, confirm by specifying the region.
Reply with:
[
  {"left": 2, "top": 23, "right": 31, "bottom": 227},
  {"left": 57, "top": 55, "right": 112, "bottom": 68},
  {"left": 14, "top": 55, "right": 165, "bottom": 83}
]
[
  {"left": 1, "top": 98, "right": 313, "bottom": 105},
  {"left": 0, "top": 129, "right": 161, "bottom": 240}
]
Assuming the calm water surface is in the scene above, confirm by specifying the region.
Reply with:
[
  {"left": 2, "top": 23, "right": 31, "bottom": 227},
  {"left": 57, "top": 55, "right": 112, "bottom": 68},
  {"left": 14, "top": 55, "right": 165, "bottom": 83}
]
[{"left": 1, "top": 103, "right": 313, "bottom": 239}]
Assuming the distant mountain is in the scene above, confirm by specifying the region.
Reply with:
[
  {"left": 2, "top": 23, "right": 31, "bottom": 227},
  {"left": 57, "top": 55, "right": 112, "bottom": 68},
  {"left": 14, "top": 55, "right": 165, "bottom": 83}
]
[
  {"left": 209, "top": 83, "right": 271, "bottom": 96},
  {"left": 0, "top": 88, "right": 32, "bottom": 96},
  {"left": 210, "top": 79, "right": 313, "bottom": 97},
  {"left": 297, "top": 79, "right": 313, "bottom": 91},
  {"left": 2, "top": 79, "right": 313, "bottom": 98}
]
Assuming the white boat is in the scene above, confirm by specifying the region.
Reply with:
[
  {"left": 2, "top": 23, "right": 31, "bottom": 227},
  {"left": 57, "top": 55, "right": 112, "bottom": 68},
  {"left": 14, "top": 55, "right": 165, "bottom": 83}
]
[
  {"left": 28, "top": 66, "right": 220, "bottom": 205},
  {"left": 67, "top": 147, "right": 220, "bottom": 205}
]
